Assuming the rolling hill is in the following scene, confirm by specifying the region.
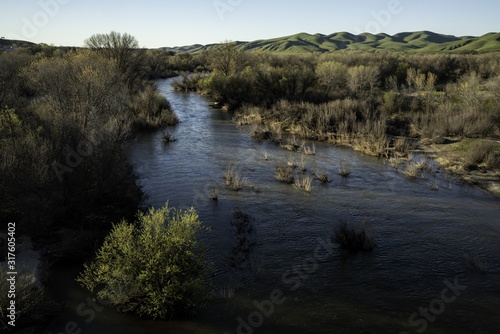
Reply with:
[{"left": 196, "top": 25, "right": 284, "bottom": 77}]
[{"left": 161, "top": 31, "right": 500, "bottom": 54}]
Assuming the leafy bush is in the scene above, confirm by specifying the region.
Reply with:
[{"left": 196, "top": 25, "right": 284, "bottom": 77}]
[
  {"left": 77, "top": 203, "right": 210, "bottom": 319},
  {"left": 129, "top": 84, "right": 179, "bottom": 130}
]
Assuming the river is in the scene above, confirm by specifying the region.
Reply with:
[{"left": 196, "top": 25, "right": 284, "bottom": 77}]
[{"left": 46, "top": 78, "right": 500, "bottom": 334}]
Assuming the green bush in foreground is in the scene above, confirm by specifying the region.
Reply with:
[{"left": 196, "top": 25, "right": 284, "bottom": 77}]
[{"left": 77, "top": 203, "right": 210, "bottom": 320}]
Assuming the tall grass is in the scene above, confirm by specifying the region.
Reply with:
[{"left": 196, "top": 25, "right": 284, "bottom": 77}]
[
  {"left": 339, "top": 161, "right": 352, "bottom": 177},
  {"left": 293, "top": 175, "right": 313, "bottom": 193},
  {"left": 301, "top": 142, "right": 316, "bottom": 155},
  {"left": 464, "top": 141, "right": 499, "bottom": 171},
  {"left": 404, "top": 162, "right": 419, "bottom": 178},
  {"left": 275, "top": 160, "right": 295, "bottom": 183},
  {"left": 223, "top": 163, "right": 242, "bottom": 191},
  {"left": 313, "top": 168, "right": 331, "bottom": 183}
]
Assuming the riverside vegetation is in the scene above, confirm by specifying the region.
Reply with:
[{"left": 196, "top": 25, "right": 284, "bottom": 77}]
[
  {"left": 2, "top": 32, "right": 500, "bottom": 331},
  {"left": 176, "top": 42, "right": 500, "bottom": 195},
  {"left": 0, "top": 32, "right": 207, "bottom": 331}
]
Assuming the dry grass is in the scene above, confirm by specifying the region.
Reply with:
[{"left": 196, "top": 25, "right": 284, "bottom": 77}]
[
  {"left": 393, "top": 137, "right": 412, "bottom": 155},
  {"left": 280, "top": 136, "right": 300, "bottom": 152},
  {"left": 299, "top": 154, "right": 307, "bottom": 172},
  {"left": 223, "top": 163, "right": 242, "bottom": 191},
  {"left": 388, "top": 156, "right": 402, "bottom": 169},
  {"left": 464, "top": 141, "right": 499, "bottom": 171},
  {"left": 301, "top": 142, "right": 316, "bottom": 155},
  {"left": 332, "top": 221, "right": 374, "bottom": 252},
  {"left": 287, "top": 154, "right": 297, "bottom": 168},
  {"left": 293, "top": 175, "right": 313, "bottom": 193},
  {"left": 263, "top": 151, "right": 270, "bottom": 161},
  {"left": 428, "top": 180, "right": 440, "bottom": 191},
  {"left": 339, "top": 161, "right": 352, "bottom": 177},
  {"left": 404, "top": 162, "right": 419, "bottom": 178},
  {"left": 314, "top": 168, "right": 331, "bottom": 183},
  {"left": 415, "top": 157, "right": 428, "bottom": 170},
  {"left": 275, "top": 160, "right": 295, "bottom": 183},
  {"left": 209, "top": 187, "right": 219, "bottom": 200}
]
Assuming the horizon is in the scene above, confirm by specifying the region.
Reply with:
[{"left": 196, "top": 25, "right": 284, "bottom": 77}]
[{"left": 1, "top": 0, "right": 499, "bottom": 48}]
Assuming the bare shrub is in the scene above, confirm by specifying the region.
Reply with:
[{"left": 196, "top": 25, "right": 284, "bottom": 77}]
[
  {"left": 464, "top": 141, "right": 498, "bottom": 171},
  {"left": 332, "top": 221, "right": 374, "bottom": 252}
]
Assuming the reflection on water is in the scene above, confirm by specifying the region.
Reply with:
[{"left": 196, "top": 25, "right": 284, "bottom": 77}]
[{"left": 47, "top": 79, "right": 500, "bottom": 334}]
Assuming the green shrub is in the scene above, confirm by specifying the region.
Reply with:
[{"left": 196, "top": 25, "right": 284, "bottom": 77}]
[
  {"left": 129, "top": 84, "right": 178, "bottom": 130},
  {"left": 77, "top": 203, "right": 210, "bottom": 320}
]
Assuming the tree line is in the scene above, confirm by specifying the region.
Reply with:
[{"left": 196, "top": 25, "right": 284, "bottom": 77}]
[
  {"left": 176, "top": 43, "right": 500, "bottom": 161},
  {"left": 0, "top": 32, "right": 180, "bottom": 235}
]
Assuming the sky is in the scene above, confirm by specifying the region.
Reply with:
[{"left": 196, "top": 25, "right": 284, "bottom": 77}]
[{"left": 1, "top": 0, "right": 499, "bottom": 48}]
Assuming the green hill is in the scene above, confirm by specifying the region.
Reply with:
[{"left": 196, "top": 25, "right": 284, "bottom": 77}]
[{"left": 161, "top": 31, "right": 500, "bottom": 54}]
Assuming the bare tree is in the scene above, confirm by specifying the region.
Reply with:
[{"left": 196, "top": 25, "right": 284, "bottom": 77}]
[
  {"left": 316, "top": 61, "right": 348, "bottom": 93},
  {"left": 85, "top": 31, "right": 146, "bottom": 90},
  {"left": 347, "top": 65, "right": 379, "bottom": 93},
  {"left": 207, "top": 41, "right": 248, "bottom": 76}
]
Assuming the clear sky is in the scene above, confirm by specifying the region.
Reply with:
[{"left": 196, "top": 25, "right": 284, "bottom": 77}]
[{"left": 1, "top": 0, "right": 499, "bottom": 48}]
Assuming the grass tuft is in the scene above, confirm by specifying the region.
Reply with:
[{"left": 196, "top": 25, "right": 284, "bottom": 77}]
[
  {"left": 223, "top": 163, "right": 242, "bottom": 191},
  {"left": 314, "top": 168, "right": 331, "bottom": 183},
  {"left": 161, "top": 131, "right": 176, "bottom": 143},
  {"left": 404, "top": 162, "right": 419, "bottom": 178},
  {"left": 339, "top": 161, "right": 352, "bottom": 177},
  {"left": 293, "top": 175, "right": 313, "bottom": 193},
  {"left": 332, "top": 221, "right": 374, "bottom": 252},
  {"left": 275, "top": 160, "right": 295, "bottom": 183},
  {"left": 301, "top": 142, "right": 316, "bottom": 155}
]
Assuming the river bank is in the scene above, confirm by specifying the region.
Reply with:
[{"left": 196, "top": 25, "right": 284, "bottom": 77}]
[{"left": 421, "top": 139, "right": 500, "bottom": 198}]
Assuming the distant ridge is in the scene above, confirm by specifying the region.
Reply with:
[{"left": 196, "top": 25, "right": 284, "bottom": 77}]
[{"left": 161, "top": 31, "right": 500, "bottom": 54}]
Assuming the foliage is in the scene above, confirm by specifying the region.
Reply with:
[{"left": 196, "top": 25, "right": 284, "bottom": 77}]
[
  {"left": 0, "top": 33, "right": 173, "bottom": 231},
  {"left": 0, "top": 268, "right": 60, "bottom": 331},
  {"left": 77, "top": 203, "right": 210, "bottom": 319},
  {"left": 129, "top": 84, "right": 178, "bottom": 130}
]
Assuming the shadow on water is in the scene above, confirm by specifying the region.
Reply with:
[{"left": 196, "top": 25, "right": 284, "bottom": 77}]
[{"left": 46, "top": 78, "right": 500, "bottom": 334}]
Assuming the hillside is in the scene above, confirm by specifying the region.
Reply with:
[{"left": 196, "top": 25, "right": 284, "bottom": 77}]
[
  {"left": 162, "top": 31, "right": 500, "bottom": 54},
  {"left": 0, "top": 38, "right": 36, "bottom": 49}
]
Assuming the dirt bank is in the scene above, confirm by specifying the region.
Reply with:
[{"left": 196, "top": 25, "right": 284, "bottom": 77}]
[{"left": 421, "top": 139, "right": 500, "bottom": 199}]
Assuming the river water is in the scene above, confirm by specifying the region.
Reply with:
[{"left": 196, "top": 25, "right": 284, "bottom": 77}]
[{"left": 47, "top": 79, "right": 500, "bottom": 334}]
